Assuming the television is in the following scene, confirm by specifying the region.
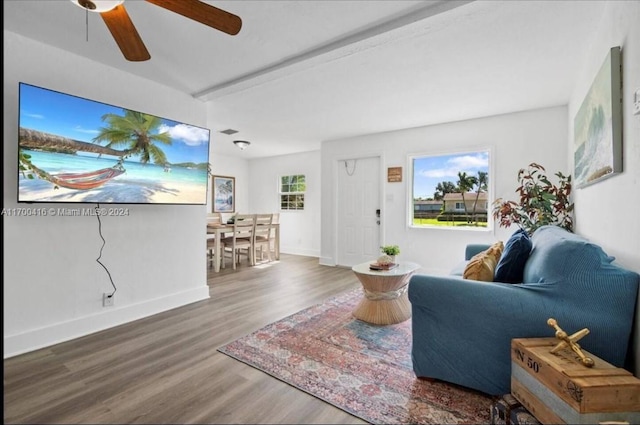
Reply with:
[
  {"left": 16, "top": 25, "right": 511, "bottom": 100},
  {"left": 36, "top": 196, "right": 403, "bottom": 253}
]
[{"left": 18, "top": 82, "right": 211, "bottom": 205}]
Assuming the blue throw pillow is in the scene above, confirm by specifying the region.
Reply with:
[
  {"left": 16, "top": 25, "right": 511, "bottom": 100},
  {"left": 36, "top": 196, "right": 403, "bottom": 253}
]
[{"left": 494, "top": 228, "right": 532, "bottom": 283}]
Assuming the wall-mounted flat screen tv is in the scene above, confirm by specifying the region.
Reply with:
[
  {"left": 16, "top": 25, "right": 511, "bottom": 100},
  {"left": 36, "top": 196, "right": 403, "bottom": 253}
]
[{"left": 18, "top": 82, "right": 211, "bottom": 205}]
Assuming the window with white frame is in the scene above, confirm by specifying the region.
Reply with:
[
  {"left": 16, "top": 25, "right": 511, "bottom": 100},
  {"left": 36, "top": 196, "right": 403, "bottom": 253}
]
[
  {"left": 280, "top": 174, "right": 306, "bottom": 211},
  {"left": 411, "top": 150, "right": 491, "bottom": 229}
]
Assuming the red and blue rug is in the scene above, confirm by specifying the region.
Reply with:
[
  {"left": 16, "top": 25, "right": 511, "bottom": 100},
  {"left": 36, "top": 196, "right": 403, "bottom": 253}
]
[{"left": 218, "top": 289, "right": 492, "bottom": 424}]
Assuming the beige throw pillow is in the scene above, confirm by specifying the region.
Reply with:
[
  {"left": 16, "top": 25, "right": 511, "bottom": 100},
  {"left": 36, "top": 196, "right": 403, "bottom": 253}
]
[{"left": 463, "top": 241, "right": 504, "bottom": 282}]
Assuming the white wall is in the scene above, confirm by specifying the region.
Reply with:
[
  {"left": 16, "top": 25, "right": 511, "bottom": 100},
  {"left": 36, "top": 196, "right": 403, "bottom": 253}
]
[
  {"left": 247, "top": 150, "right": 321, "bottom": 257},
  {"left": 3, "top": 32, "right": 210, "bottom": 357},
  {"left": 321, "top": 106, "right": 569, "bottom": 274},
  {"left": 567, "top": 1, "right": 640, "bottom": 374}
]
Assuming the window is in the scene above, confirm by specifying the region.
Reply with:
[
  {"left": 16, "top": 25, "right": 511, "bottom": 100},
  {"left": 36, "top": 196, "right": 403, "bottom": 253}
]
[
  {"left": 410, "top": 149, "right": 491, "bottom": 229},
  {"left": 280, "top": 174, "right": 306, "bottom": 211}
]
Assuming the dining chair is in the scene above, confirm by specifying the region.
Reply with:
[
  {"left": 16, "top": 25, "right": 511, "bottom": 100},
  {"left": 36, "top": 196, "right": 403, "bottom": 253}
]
[
  {"left": 206, "top": 212, "right": 223, "bottom": 267},
  {"left": 207, "top": 212, "right": 223, "bottom": 224},
  {"left": 206, "top": 238, "right": 222, "bottom": 268},
  {"left": 220, "top": 214, "right": 256, "bottom": 269},
  {"left": 254, "top": 213, "right": 273, "bottom": 263},
  {"left": 268, "top": 212, "right": 280, "bottom": 260}
]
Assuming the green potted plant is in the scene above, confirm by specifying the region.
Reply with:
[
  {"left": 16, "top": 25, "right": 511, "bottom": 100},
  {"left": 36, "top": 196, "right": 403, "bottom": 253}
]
[
  {"left": 492, "top": 163, "right": 574, "bottom": 236},
  {"left": 379, "top": 245, "right": 400, "bottom": 264},
  {"left": 381, "top": 245, "right": 400, "bottom": 256}
]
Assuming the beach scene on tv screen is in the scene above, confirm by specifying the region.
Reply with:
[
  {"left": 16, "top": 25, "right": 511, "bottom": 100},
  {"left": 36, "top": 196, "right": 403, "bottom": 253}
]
[{"left": 18, "top": 83, "right": 211, "bottom": 204}]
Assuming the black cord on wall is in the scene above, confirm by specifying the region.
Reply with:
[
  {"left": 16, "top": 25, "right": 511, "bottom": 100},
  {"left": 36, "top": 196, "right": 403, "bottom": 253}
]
[{"left": 95, "top": 203, "right": 117, "bottom": 298}]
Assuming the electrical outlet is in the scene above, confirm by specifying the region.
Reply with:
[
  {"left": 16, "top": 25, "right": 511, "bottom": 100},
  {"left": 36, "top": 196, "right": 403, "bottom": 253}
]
[{"left": 103, "top": 293, "right": 114, "bottom": 307}]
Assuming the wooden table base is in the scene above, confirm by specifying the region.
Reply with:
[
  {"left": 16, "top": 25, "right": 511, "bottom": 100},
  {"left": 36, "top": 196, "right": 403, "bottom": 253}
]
[
  {"left": 352, "top": 291, "right": 411, "bottom": 325},
  {"left": 351, "top": 262, "right": 419, "bottom": 325}
]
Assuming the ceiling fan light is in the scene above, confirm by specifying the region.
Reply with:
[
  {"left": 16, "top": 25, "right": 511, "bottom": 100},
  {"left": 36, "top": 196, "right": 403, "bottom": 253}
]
[
  {"left": 233, "top": 140, "right": 251, "bottom": 150},
  {"left": 70, "top": 0, "right": 124, "bottom": 13}
]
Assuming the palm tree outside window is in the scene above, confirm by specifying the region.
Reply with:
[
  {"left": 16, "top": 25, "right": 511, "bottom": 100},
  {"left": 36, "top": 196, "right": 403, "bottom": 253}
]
[{"left": 410, "top": 149, "right": 491, "bottom": 229}]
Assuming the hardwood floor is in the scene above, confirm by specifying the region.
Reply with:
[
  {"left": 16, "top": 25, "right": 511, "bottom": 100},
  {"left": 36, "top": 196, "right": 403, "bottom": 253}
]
[{"left": 4, "top": 254, "right": 367, "bottom": 424}]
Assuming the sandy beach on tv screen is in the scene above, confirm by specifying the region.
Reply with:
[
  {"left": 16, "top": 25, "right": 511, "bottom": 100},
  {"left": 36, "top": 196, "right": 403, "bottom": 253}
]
[{"left": 19, "top": 178, "right": 206, "bottom": 205}]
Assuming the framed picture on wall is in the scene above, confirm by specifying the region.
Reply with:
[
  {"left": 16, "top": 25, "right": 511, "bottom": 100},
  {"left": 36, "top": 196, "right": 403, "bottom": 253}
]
[
  {"left": 573, "top": 46, "right": 622, "bottom": 188},
  {"left": 212, "top": 175, "right": 235, "bottom": 213}
]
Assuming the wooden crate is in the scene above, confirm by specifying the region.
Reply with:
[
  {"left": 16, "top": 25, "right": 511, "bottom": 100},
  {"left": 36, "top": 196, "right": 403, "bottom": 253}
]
[{"left": 511, "top": 338, "right": 640, "bottom": 424}]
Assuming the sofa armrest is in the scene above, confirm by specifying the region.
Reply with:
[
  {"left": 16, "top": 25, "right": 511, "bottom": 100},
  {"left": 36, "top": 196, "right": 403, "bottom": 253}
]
[
  {"left": 465, "top": 244, "right": 491, "bottom": 260},
  {"left": 408, "top": 274, "right": 554, "bottom": 395}
]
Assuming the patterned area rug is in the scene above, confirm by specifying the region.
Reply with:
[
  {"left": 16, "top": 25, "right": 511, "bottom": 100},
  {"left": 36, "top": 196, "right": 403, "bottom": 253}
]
[{"left": 218, "top": 289, "right": 492, "bottom": 424}]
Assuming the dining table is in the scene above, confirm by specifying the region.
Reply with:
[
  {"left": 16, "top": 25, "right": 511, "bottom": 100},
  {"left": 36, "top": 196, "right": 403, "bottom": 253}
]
[{"left": 207, "top": 222, "right": 280, "bottom": 272}]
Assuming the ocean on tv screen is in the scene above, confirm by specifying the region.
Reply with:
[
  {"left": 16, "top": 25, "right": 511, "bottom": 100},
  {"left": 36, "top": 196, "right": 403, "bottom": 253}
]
[{"left": 18, "top": 83, "right": 211, "bottom": 205}]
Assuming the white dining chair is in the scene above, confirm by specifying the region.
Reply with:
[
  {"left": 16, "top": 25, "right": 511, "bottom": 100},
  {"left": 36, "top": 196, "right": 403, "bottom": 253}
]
[
  {"left": 206, "top": 212, "right": 223, "bottom": 267},
  {"left": 220, "top": 214, "right": 256, "bottom": 269},
  {"left": 254, "top": 213, "right": 273, "bottom": 263},
  {"left": 268, "top": 212, "right": 280, "bottom": 260}
]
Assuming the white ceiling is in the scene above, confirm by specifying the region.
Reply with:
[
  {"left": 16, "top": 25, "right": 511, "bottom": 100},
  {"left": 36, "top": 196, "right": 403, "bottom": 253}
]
[{"left": 4, "top": 0, "right": 606, "bottom": 159}]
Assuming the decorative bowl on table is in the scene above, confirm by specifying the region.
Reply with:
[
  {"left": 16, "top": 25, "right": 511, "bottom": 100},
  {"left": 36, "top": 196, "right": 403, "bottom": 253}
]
[{"left": 370, "top": 255, "right": 398, "bottom": 270}]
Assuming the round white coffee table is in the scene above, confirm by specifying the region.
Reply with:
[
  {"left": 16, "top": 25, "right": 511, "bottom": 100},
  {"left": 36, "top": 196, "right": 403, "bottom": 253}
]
[{"left": 351, "top": 261, "right": 421, "bottom": 325}]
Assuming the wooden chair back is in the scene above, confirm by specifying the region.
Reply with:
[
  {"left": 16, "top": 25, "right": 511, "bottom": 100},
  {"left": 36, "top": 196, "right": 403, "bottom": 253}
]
[
  {"left": 207, "top": 212, "right": 223, "bottom": 228},
  {"left": 232, "top": 214, "right": 256, "bottom": 240},
  {"left": 221, "top": 214, "right": 256, "bottom": 269},
  {"left": 206, "top": 212, "right": 223, "bottom": 267},
  {"left": 269, "top": 212, "right": 280, "bottom": 255},
  {"left": 254, "top": 213, "right": 273, "bottom": 240},
  {"left": 254, "top": 213, "right": 274, "bottom": 262}
]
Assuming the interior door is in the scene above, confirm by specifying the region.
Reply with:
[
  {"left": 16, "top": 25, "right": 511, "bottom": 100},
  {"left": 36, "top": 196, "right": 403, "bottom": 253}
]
[{"left": 337, "top": 156, "right": 381, "bottom": 267}]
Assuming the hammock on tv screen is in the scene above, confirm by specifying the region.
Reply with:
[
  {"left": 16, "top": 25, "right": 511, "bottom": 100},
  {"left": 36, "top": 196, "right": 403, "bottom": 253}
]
[{"left": 50, "top": 166, "right": 125, "bottom": 190}]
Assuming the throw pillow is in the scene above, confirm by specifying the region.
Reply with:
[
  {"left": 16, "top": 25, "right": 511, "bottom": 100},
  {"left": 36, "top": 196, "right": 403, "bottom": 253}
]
[
  {"left": 463, "top": 241, "right": 504, "bottom": 282},
  {"left": 494, "top": 228, "right": 532, "bottom": 283},
  {"left": 490, "top": 240, "right": 505, "bottom": 261}
]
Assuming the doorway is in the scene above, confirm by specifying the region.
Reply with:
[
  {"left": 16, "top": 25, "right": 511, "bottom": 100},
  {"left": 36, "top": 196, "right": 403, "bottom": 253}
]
[{"left": 336, "top": 156, "right": 381, "bottom": 267}]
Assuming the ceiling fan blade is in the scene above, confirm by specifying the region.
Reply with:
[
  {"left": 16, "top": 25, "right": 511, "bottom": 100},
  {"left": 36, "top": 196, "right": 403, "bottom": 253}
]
[
  {"left": 101, "top": 5, "right": 151, "bottom": 61},
  {"left": 145, "top": 0, "right": 242, "bottom": 35}
]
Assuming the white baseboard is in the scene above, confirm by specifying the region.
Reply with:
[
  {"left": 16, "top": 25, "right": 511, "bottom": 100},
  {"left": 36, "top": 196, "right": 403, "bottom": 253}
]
[
  {"left": 280, "top": 246, "right": 320, "bottom": 258},
  {"left": 318, "top": 256, "right": 336, "bottom": 266},
  {"left": 3, "top": 286, "right": 210, "bottom": 359}
]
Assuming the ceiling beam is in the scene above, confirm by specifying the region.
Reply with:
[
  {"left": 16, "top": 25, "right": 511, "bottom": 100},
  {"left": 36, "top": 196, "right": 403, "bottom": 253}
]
[{"left": 192, "top": 0, "right": 474, "bottom": 101}]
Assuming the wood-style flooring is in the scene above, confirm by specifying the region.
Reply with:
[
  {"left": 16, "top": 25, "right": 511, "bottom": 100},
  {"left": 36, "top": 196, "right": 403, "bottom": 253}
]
[{"left": 4, "top": 254, "right": 367, "bottom": 424}]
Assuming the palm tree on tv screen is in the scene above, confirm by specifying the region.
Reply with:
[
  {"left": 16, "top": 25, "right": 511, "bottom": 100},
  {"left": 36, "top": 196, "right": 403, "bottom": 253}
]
[{"left": 93, "top": 109, "right": 171, "bottom": 165}]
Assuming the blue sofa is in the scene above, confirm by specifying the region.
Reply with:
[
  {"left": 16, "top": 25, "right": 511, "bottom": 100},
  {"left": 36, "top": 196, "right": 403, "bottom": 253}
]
[{"left": 408, "top": 225, "right": 639, "bottom": 395}]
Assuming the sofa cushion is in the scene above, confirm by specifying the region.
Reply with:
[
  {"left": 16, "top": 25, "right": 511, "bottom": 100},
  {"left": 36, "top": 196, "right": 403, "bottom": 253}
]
[
  {"left": 523, "top": 225, "right": 616, "bottom": 283},
  {"left": 463, "top": 241, "right": 504, "bottom": 281},
  {"left": 494, "top": 229, "right": 531, "bottom": 283}
]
